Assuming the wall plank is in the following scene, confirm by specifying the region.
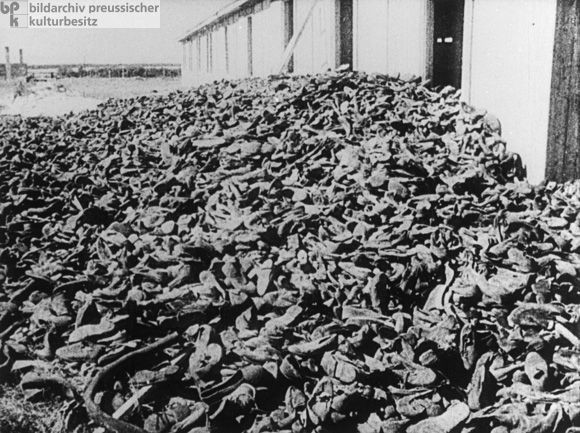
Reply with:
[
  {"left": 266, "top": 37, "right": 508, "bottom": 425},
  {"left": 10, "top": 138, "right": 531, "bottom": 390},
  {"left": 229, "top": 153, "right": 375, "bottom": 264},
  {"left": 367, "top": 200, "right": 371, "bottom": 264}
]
[
  {"left": 466, "top": 0, "right": 556, "bottom": 184},
  {"left": 354, "top": 0, "right": 428, "bottom": 78},
  {"left": 386, "top": 0, "right": 427, "bottom": 77},
  {"left": 546, "top": 0, "right": 580, "bottom": 182},
  {"left": 354, "top": 0, "right": 388, "bottom": 73},
  {"left": 294, "top": 0, "right": 336, "bottom": 74}
]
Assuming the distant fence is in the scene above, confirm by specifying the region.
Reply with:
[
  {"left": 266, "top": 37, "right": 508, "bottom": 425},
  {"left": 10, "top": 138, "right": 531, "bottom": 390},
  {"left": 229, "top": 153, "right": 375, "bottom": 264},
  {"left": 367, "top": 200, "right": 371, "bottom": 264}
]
[
  {"left": 0, "top": 63, "right": 28, "bottom": 80},
  {"left": 57, "top": 65, "right": 181, "bottom": 78}
]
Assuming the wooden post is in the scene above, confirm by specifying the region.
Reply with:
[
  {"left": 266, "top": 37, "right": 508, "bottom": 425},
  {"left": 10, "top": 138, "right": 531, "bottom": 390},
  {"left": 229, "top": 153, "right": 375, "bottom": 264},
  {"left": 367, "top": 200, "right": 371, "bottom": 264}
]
[
  {"left": 20, "top": 49, "right": 27, "bottom": 76},
  {"left": 5, "top": 47, "right": 11, "bottom": 81},
  {"left": 225, "top": 26, "right": 230, "bottom": 75},
  {"left": 283, "top": 0, "right": 294, "bottom": 73},
  {"left": 335, "top": 0, "right": 353, "bottom": 69},
  {"left": 425, "top": 0, "right": 435, "bottom": 85},
  {"left": 247, "top": 16, "right": 253, "bottom": 76},
  {"left": 278, "top": 0, "right": 321, "bottom": 74},
  {"left": 546, "top": 0, "right": 580, "bottom": 182}
]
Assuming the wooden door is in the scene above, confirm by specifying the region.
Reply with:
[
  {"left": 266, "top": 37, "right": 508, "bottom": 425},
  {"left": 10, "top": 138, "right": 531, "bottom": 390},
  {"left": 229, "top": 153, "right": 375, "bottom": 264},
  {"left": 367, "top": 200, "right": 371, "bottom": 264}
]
[{"left": 432, "top": 0, "right": 464, "bottom": 88}]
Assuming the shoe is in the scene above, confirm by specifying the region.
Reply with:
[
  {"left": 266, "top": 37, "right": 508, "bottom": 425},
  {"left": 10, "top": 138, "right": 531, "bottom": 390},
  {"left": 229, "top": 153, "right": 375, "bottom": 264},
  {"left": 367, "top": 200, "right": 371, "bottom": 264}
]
[
  {"left": 306, "top": 378, "right": 333, "bottom": 426},
  {"left": 188, "top": 343, "right": 223, "bottom": 380},
  {"left": 170, "top": 402, "right": 208, "bottom": 433},
  {"left": 287, "top": 334, "right": 338, "bottom": 357},
  {"left": 406, "top": 401, "right": 470, "bottom": 433},
  {"left": 320, "top": 351, "right": 358, "bottom": 384},
  {"left": 200, "top": 370, "right": 243, "bottom": 406},
  {"left": 524, "top": 351, "right": 550, "bottom": 391},
  {"left": 55, "top": 342, "right": 106, "bottom": 361},
  {"left": 395, "top": 390, "right": 444, "bottom": 419}
]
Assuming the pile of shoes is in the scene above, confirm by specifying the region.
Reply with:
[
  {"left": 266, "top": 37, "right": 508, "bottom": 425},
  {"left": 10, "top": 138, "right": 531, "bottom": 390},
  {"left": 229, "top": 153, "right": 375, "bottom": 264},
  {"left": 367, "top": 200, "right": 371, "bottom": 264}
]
[{"left": 0, "top": 70, "right": 579, "bottom": 433}]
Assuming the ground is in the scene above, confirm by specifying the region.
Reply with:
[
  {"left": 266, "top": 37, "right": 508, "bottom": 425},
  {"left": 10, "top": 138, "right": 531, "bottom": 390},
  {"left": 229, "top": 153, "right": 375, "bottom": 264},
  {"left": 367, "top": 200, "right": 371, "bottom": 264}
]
[{"left": 0, "top": 77, "right": 184, "bottom": 117}]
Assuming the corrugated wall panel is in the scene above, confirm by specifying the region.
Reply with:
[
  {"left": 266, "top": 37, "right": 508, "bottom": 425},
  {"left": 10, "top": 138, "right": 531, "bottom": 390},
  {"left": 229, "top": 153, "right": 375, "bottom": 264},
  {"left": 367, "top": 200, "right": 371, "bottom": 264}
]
[
  {"left": 199, "top": 33, "right": 208, "bottom": 83},
  {"left": 239, "top": 21, "right": 248, "bottom": 79},
  {"left": 213, "top": 27, "right": 227, "bottom": 79},
  {"left": 293, "top": 0, "right": 314, "bottom": 73},
  {"left": 294, "top": 0, "right": 336, "bottom": 74},
  {"left": 182, "top": 38, "right": 199, "bottom": 87},
  {"left": 353, "top": 0, "right": 388, "bottom": 73},
  {"left": 181, "top": 1, "right": 291, "bottom": 84},
  {"left": 252, "top": 1, "right": 284, "bottom": 76},
  {"left": 182, "top": 43, "right": 189, "bottom": 85},
  {"left": 463, "top": 0, "right": 556, "bottom": 183},
  {"left": 182, "top": 44, "right": 187, "bottom": 82},
  {"left": 227, "top": 22, "right": 239, "bottom": 79},
  {"left": 252, "top": 12, "right": 264, "bottom": 76},
  {"left": 316, "top": 0, "right": 336, "bottom": 71},
  {"left": 224, "top": 19, "right": 250, "bottom": 80},
  {"left": 354, "top": 0, "right": 428, "bottom": 77},
  {"left": 386, "top": 0, "right": 428, "bottom": 77}
]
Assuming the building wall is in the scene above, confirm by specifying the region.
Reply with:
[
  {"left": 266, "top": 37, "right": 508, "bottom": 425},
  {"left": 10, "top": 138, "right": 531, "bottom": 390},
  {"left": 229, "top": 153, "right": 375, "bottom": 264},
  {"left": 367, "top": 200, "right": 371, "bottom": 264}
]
[
  {"left": 252, "top": 1, "right": 285, "bottom": 76},
  {"left": 353, "top": 0, "right": 387, "bottom": 73},
  {"left": 353, "top": 0, "right": 430, "bottom": 78},
  {"left": 186, "top": 0, "right": 436, "bottom": 83},
  {"left": 293, "top": 0, "right": 337, "bottom": 74},
  {"left": 214, "top": 27, "right": 227, "bottom": 79},
  {"left": 462, "top": 0, "right": 557, "bottom": 183},
  {"left": 180, "top": 0, "right": 558, "bottom": 183},
  {"left": 181, "top": 0, "right": 285, "bottom": 87},
  {"left": 229, "top": 18, "right": 250, "bottom": 80}
]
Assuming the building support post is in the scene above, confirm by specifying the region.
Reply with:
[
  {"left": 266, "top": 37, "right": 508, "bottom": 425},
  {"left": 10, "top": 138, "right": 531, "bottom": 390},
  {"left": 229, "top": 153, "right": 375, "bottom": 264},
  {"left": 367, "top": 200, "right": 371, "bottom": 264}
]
[
  {"left": 546, "top": 0, "right": 580, "bottom": 182},
  {"left": 283, "top": 0, "right": 294, "bottom": 72},
  {"left": 247, "top": 17, "right": 253, "bottom": 76},
  {"left": 335, "top": 0, "right": 353, "bottom": 69},
  {"left": 278, "top": 0, "right": 321, "bottom": 74}
]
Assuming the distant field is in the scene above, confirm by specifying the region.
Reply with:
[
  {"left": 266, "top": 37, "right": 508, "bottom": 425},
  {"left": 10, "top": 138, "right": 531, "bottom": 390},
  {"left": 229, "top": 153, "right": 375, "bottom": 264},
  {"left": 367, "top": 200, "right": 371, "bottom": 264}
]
[
  {"left": 0, "top": 76, "right": 188, "bottom": 117},
  {"left": 0, "top": 76, "right": 186, "bottom": 101},
  {"left": 60, "top": 76, "right": 184, "bottom": 99}
]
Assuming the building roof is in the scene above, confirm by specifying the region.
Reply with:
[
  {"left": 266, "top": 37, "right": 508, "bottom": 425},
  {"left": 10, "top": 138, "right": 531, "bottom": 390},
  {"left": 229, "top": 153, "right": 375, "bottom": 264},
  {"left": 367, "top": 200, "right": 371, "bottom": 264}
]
[{"left": 178, "top": 0, "right": 263, "bottom": 42}]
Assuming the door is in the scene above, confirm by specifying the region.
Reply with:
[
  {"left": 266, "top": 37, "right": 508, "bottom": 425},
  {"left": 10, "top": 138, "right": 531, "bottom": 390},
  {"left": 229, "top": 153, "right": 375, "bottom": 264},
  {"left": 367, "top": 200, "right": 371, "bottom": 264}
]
[{"left": 432, "top": 0, "right": 464, "bottom": 88}]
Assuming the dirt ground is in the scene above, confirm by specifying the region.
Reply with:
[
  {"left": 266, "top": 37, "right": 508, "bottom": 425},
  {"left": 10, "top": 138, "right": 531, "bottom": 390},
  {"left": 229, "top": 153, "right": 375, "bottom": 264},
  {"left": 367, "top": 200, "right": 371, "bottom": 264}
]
[{"left": 0, "top": 77, "right": 183, "bottom": 117}]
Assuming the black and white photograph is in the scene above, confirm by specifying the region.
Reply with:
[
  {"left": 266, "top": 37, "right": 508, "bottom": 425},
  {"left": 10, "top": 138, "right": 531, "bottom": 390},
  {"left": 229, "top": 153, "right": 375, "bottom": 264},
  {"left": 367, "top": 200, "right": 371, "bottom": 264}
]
[{"left": 0, "top": 0, "right": 577, "bottom": 432}]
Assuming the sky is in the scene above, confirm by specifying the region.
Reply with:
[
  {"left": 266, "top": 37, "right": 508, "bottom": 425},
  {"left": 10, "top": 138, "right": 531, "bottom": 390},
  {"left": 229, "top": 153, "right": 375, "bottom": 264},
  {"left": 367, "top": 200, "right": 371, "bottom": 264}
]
[{"left": 0, "top": 0, "right": 232, "bottom": 65}]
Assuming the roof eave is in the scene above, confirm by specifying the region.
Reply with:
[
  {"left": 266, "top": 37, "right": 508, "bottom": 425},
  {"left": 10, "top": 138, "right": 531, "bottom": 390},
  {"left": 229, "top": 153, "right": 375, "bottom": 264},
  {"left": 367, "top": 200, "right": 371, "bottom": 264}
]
[{"left": 178, "top": 0, "right": 260, "bottom": 43}]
